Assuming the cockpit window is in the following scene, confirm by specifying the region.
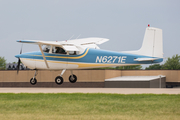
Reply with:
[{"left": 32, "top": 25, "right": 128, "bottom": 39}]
[
  {"left": 69, "top": 51, "right": 79, "bottom": 55},
  {"left": 54, "top": 47, "right": 67, "bottom": 54},
  {"left": 43, "top": 45, "right": 80, "bottom": 55},
  {"left": 43, "top": 45, "right": 50, "bottom": 53}
]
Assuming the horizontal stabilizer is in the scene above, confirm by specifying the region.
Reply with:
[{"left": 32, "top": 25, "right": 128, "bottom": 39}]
[{"left": 134, "top": 58, "right": 159, "bottom": 61}]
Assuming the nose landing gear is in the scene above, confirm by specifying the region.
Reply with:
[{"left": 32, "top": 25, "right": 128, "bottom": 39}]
[
  {"left": 30, "top": 70, "right": 38, "bottom": 85},
  {"left": 30, "top": 78, "right": 37, "bottom": 85}
]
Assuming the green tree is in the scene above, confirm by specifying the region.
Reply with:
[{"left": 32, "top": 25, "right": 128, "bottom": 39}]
[
  {"left": 12, "top": 62, "right": 17, "bottom": 64},
  {"left": 145, "top": 64, "right": 162, "bottom": 70},
  {"left": 116, "top": 65, "right": 142, "bottom": 70},
  {"left": 162, "top": 54, "right": 180, "bottom": 70},
  {"left": 0, "top": 57, "right": 6, "bottom": 70}
]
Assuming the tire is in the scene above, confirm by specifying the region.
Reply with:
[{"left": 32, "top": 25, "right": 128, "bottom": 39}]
[
  {"left": 69, "top": 74, "right": 77, "bottom": 83},
  {"left": 55, "top": 76, "right": 63, "bottom": 85},
  {"left": 30, "top": 78, "right": 37, "bottom": 85}
]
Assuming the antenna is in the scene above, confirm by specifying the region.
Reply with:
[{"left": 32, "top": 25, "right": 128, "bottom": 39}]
[
  {"left": 68, "top": 35, "right": 74, "bottom": 40},
  {"left": 76, "top": 34, "right": 81, "bottom": 39}
]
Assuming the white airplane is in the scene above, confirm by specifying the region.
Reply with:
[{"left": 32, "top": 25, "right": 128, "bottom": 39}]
[{"left": 15, "top": 26, "right": 163, "bottom": 85}]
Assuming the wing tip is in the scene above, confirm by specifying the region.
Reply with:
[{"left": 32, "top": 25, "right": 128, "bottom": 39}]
[{"left": 16, "top": 40, "right": 38, "bottom": 43}]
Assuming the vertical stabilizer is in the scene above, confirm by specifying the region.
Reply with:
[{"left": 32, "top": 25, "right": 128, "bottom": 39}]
[
  {"left": 139, "top": 27, "right": 163, "bottom": 58},
  {"left": 123, "top": 27, "right": 163, "bottom": 58}
]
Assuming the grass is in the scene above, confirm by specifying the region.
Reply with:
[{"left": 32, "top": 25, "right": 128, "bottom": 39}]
[{"left": 0, "top": 93, "right": 180, "bottom": 120}]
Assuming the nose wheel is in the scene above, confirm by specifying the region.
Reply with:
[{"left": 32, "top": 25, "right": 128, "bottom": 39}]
[
  {"left": 30, "top": 70, "right": 38, "bottom": 85},
  {"left": 69, "top": 74, "right": 77, "bottom": 83},
  {"left": 55, "top": 76, "right": 64, "bottom": 85},
  {"left": 30, "top": 78, "right": 37, "bottom": 85}
]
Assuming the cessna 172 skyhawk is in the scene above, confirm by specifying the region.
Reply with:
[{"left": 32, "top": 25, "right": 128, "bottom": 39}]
[{"left": 15, "top": 26, "right": 163, "bottom": 85}]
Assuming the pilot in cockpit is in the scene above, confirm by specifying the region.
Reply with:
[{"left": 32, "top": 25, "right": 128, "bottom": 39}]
[
  {"left": 44, "top": 48, "right": 50, "bottom": 52},
  {"left": 55, "top": 47, "right": 66, "bottom": 54}
]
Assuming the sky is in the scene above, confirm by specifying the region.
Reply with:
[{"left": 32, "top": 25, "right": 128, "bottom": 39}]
[{"left": 0, "top": 0, "right": 180, "bottom": 68}]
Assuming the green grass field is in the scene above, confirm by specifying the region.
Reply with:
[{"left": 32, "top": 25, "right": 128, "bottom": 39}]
[{"left": 0, "top": 93, "right": 180, "bottom": 120}]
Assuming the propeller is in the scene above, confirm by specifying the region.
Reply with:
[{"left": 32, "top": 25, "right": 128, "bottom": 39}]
[{"left": 17, "top": 44, "right": 23, "bottom": 74}]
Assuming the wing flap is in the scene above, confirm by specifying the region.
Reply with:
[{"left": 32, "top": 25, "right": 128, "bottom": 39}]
[
  {"left": 62, "top": 46, "right": 79, "bottom": 51},
  {"left": 66, "top": 37, "right": 109, "bottom": 45}
]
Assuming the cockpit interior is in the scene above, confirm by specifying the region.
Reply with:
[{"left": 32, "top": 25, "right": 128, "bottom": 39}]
[{"left": 43, "top": 45, "right": 79, "bottom": 55}]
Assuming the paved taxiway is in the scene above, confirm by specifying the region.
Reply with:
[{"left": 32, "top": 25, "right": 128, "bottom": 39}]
[{"left": 0, "top": 88, "right": 179, "bottom": 94}]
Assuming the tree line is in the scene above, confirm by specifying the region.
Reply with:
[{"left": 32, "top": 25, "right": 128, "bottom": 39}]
[
  {"left": 145, "top": 54, "right": 180, "bottom": 70},
  {"left": 0, "top": 57, "right": 6, "bottom": 70}
]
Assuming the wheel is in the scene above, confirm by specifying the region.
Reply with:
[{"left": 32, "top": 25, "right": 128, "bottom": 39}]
[
  {"left": 69, "top": 74, "right": 77, "bottom": 83},
  {"left": 55, "top": 76, "right": 63, "bottom": 85},
  {"left": 30, "top": 78, "right": 37, "bottom": 85}
]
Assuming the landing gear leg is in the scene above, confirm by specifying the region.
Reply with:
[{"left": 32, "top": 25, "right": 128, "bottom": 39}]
[
  {"left": 30, "top": 70, "right": 38, "bottom": 85},
  {"left": 55, "top": 69, "right": 66, "bottom": 85},
  {"left": 69, "top": 70, "right": 77, "bottom": 83}
]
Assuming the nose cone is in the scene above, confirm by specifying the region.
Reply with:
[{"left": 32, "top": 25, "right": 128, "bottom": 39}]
[{"left": 15, "top": 54, "right": 21, "bottom": 58}]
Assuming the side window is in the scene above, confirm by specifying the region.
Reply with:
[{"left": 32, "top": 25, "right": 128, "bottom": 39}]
[
  {"left": 69, "top": 51, "right": 79, "bottom": 55},
  {"left": 55, "top": 47, "right": 67, "bottom": 54}
]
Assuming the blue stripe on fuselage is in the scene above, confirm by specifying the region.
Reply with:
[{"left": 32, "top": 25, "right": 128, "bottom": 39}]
[{"left": 15, "top": 48, "right": 163, "bottom": 64}]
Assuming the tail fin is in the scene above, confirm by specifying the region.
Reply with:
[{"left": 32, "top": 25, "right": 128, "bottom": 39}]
[
  {"left": 124, "top": 27, "right": 163, "bottom": 58},
  {"left": 138, "top": 27, "right": 163, "bottom": 58}
]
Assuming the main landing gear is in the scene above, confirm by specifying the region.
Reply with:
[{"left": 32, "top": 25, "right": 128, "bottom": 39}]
[
  {"left": 55, "top": 69, "right": 66, "bottom": 85},
  {"left": 69, "top": 70, "right": 77, "bottom": 83},
  {"left": 55, "top": 69, "right": 77, "bottom": 85},
  {"left": 29, "top": 69, "right": 78, "bottom": 85}
]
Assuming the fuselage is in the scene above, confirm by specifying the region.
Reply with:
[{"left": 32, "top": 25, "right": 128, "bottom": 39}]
[{"left": 15, "top": 48, "right": 163, "bottom": 70}]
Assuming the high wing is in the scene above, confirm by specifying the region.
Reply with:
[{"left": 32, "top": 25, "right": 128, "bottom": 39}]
[
  {"left": 17, "top": 37, "right": 109, "bottom": 51},
  {"left": 17, "top": 37, "right": 109, "bottom": 46},
  {"left": 17, "top": 37, "right": 109, "bottom": 69}
]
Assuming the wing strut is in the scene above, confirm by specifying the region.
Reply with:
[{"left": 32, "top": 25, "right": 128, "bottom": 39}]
[{"left": 38, "top": 45, "right": 49, "bottom": 69}]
